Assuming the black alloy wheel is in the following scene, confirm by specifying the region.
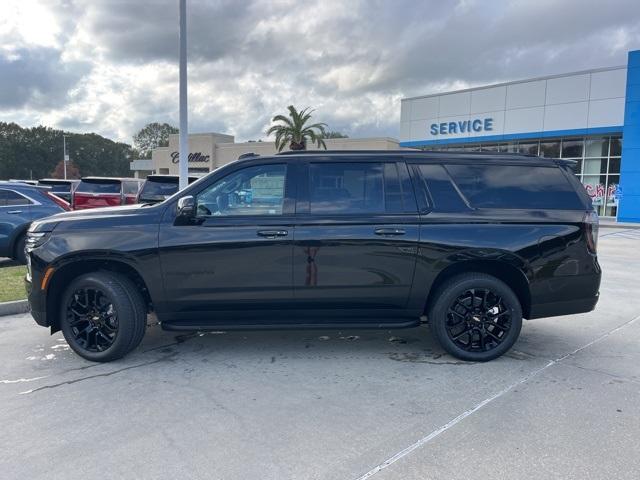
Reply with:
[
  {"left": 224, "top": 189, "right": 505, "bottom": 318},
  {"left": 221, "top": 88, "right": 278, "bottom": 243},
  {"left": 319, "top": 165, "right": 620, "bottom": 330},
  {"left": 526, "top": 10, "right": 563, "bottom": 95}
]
[
  {"left": 445, "top": 288, "right": 512, "bottom": 353},
  {"left": 65, "top": 287, "right": 118, "bottom": 353},
  {"left": 60, "top": 272, "right": 147, "bottom": 362},
  {"left": 428, "top": 273, "right": 523, "bottom": 362}
]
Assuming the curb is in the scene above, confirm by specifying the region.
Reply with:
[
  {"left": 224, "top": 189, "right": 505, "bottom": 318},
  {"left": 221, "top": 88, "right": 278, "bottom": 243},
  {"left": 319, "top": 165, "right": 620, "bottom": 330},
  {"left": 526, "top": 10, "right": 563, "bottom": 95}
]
[
  {"left": 0, "top": 300, "right": 29, "bottom": 317},
  {"left": 599, "top": 222, "right": 640, "bottom": 230}
]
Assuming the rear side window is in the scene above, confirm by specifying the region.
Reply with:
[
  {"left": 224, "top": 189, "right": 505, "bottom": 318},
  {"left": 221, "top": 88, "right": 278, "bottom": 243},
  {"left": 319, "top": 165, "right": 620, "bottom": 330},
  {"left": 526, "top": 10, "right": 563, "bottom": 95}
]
[
  {"left": 309, "top": 163, "right": 385, "bottom": 214},
  {"left": 445, "top": 164, "right": 584, "bottom": 210},
  {"left": 0, "top": 189, "right": 33, "bottom": 206},
  {"left": 77, "top": 181, "right": 121, "bottom": 194},
  {"left": 415, "top": 164, "right": 468, "bottom": 212}
]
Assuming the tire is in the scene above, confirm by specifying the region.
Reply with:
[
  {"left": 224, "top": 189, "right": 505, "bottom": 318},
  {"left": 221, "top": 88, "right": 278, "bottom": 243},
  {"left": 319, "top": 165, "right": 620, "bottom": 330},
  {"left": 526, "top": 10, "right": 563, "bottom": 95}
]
[
  {"left": 12, "top": 233, "right": 27, "bottom": 264},
  {"left": 60, "top": 271, "right": 147, "bottom": 362},
  {"left": 428, "top": 273, "right": 522, "bottom": 362}
]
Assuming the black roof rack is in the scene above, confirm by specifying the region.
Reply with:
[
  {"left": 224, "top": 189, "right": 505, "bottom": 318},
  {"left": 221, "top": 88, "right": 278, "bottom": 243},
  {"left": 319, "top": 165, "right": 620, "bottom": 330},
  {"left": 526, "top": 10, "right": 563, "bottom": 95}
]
[
  {"left": 238, "top": 152, "right": 259, "bottom": 160},
  {"left": 275, "top": 149, "right": 540, "bottom": 157}
]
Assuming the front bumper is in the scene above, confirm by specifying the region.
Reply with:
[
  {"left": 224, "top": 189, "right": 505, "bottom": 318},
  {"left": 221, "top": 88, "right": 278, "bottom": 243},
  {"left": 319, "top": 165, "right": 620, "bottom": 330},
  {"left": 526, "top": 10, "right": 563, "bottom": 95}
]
[{"left": 25, "top": 267, "right": 48, "bottom": 327}]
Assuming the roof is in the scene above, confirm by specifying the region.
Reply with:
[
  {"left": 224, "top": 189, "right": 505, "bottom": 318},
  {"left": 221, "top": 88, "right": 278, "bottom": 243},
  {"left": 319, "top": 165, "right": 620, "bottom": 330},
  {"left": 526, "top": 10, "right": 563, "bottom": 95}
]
[{"left": 38, "top": 178, "right": 80, "bottom": 184}]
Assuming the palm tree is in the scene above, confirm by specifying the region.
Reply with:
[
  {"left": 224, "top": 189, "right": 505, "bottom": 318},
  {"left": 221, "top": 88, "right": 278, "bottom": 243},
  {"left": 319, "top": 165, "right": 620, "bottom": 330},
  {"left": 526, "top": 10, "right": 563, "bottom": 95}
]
[{"left": 266, "top": 105, "right": 328, "bottom": 151}]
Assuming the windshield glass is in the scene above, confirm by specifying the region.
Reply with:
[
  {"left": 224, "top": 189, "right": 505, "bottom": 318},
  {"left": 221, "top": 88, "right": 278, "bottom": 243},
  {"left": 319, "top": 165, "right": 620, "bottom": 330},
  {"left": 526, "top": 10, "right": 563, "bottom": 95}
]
[{"left": 76, "top": 181, "right": 120, "bottom": 194}]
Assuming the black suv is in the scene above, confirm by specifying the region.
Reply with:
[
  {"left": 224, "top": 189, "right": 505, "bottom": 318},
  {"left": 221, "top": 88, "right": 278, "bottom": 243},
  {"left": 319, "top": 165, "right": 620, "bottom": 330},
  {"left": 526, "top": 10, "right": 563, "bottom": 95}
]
[{"left": 25, "top": 151, "right": 601, "bottom": 362}]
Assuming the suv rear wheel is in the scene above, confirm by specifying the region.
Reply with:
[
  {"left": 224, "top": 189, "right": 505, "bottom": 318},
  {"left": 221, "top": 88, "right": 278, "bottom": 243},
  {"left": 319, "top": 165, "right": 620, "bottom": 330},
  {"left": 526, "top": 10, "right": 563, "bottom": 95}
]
[
  {"left": 428, "top": 273, "right": 522, "bottom": 362},
  {"left": 60, "top": 272, "right": 147, "bottom": 362}
]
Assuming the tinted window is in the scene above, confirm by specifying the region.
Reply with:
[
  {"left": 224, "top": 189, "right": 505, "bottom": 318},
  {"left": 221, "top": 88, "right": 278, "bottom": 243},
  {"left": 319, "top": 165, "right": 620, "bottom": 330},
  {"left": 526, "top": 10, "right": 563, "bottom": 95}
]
[
  {"left": 39, "top": 182, "right": 71, "bottom": 192},
  {"left": 0, "top": 189, "right": 33, "bottom": 206},
  {"left": 77, "top": 181, "right": 120, "bottom": 194},
  {"left": 446, "top": 164, "right": 584, "bottom": 210},
  {"left": 196, "top": 164, "right": 286, "bottom": 216},
  {"left": 140, "top": 179, "right": 179, "bottom": 198},
  {"left": 416, "top": 164, "right": 468, "bottom": 212},
  {"left": 123, "top": 181, "right": 140, "bottom": 195},
  {"left": 309, "top": 163, "right": 385, "bottom": 214}
]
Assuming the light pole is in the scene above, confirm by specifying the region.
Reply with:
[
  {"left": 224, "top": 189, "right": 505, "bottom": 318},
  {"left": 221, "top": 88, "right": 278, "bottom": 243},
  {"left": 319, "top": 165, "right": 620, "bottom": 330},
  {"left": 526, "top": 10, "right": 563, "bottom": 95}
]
[
  {"left": 178, "top": 0, "right": 188, "bottom": 190},
  {"left": 63, "top": 135, "right": 69, "bottom": 179}
]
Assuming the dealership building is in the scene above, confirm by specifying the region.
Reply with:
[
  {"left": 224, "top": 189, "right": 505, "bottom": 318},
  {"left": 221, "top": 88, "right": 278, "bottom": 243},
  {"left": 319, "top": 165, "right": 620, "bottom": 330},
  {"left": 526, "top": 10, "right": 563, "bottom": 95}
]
[
  {"left": 400, "top": 50, "right": 640, "bottom": 222},
  {"left": 132, "top": 50, "right": 640, "bottom": 222}
]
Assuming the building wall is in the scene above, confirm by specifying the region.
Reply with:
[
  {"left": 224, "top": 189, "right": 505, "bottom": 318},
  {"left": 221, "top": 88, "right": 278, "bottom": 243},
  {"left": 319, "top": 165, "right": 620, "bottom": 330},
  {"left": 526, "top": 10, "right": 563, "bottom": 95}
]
[
  {"left": 618, "top": 50, "right": 640, "bottom": 222},
  {"left": 401, "top": 67, "right": 627, "bottom": 146},
  {"left": 148, "top": 136, "right": 401, "bottom": 176}
]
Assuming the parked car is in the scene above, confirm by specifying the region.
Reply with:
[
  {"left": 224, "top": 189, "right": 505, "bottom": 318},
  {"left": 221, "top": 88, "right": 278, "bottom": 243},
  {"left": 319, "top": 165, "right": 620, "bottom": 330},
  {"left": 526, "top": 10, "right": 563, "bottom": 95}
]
[
  {"left": 25, "top": 151, "right": 601, "bottom": 362},
  {"left": 72, "top": 177, "right": 143, "bottom": 210},
  {"left": 137, "top": 174, "right": 198, "bottom": 204},
  {"left": 0, "top": 182, "right": 70, "bottom": 263},
  {"left": 37, "top": 179, "right": 80, "bottom": 204}
]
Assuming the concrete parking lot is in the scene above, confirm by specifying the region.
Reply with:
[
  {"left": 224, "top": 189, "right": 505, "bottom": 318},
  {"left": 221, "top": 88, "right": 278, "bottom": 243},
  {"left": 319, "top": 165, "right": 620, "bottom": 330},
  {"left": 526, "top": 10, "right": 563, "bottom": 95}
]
[{"left": 1, "top": 229, "right": 639, "bottom": 480}]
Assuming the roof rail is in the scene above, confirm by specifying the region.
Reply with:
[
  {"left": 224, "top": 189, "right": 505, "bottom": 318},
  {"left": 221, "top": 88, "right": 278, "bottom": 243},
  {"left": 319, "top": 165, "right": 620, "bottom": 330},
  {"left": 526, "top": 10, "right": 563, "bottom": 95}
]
[
  {"left": 238, "top": 152, "right": 259, "bottom": 160},
  {"left": 275, "top": 149, "right": 540, "bottom": 157}
]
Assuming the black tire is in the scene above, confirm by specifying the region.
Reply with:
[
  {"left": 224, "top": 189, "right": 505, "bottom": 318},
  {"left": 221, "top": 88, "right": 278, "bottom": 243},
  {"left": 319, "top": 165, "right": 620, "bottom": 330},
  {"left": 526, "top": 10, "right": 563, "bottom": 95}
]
[
  {"left": 12, "top": 233, "right": 27, "bottom": 264},
  {"left": 60, "top": 271, "right": 147, "bottom": 362},
  {"left": 428, "top": 273, "right": 522, "bottom": 362}
]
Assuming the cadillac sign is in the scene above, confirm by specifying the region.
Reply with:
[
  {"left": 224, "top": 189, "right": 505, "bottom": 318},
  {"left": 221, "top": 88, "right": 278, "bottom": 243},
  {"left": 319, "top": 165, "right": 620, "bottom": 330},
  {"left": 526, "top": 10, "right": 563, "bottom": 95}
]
[{"left": 170, "top": 151, "right": 211, "bottom": 163}]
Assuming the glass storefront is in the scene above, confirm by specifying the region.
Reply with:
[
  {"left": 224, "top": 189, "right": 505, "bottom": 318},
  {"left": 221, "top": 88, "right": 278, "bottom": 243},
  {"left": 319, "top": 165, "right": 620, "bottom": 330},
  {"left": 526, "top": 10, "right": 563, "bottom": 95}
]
[{"left": 422, "top": 135, "right": 622, "bottom": 217}]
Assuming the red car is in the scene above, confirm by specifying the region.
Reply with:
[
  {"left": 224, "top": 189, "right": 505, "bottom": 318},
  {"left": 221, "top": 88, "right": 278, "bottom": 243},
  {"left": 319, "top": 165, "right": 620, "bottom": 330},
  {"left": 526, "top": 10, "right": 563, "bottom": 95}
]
[{"left": 72, "top": 177, "right": 143, "bottom": 210}]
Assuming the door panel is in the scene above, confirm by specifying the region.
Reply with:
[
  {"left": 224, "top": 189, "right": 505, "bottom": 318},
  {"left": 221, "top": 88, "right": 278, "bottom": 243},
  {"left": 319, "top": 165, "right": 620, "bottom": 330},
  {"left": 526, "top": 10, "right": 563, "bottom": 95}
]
[
  {"left": 293, "top": 219, "right": 419, "bottom": 312},
  {"left": 291, "top": 159, "right": 420, "bottom": 319},
  {"left": 157, "top": 162, "right": 294, "bottom": 324}
]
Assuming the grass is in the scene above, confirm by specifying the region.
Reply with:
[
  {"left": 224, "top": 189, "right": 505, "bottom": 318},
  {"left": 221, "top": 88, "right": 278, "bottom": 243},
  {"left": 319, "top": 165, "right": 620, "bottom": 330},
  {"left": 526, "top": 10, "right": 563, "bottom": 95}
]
[{"left": 0, "top": 265, "right": 27, "bottom": 302}]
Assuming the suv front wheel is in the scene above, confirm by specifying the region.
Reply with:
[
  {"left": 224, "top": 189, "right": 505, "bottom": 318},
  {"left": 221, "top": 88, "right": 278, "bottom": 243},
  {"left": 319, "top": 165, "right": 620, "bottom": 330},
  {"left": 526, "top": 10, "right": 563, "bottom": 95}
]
[
  {"left": 60, "top": 272, "right": 147, "bottom": 362},
  {"left": 428, "top": 273, "right": 523, "bottom": 362}
]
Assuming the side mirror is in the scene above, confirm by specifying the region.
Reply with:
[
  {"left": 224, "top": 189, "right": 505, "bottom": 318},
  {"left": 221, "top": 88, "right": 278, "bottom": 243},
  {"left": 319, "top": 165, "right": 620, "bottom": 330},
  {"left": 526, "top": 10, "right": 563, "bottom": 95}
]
[{"left": 176, "top": 195, "right": 195, "bottom": 218}]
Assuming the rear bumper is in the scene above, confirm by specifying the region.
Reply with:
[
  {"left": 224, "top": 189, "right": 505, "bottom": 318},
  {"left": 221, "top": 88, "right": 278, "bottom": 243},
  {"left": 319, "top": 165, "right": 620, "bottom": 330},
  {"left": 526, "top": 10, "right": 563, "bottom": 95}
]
[{"left": 528, "top": 293, "right": 599, "bottom": 319}]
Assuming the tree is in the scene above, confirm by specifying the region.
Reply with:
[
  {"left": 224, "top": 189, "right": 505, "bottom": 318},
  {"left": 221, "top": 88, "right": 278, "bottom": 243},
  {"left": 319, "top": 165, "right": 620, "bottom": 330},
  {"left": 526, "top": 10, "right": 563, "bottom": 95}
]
[
  {"left": 0, "top": 122, "right": 135, "bottom": 180},
  {"left": 50, "top": 160, "right": 81, "bottom": 179},
  {"left": 321, "top": 131, "right": 349, "bottom": 139},
  {"left": 266, "top": 106, "right": 327, "bottom": 151},
  {"left": 133, "top": 122, "right": 178, "bottom": 158}
]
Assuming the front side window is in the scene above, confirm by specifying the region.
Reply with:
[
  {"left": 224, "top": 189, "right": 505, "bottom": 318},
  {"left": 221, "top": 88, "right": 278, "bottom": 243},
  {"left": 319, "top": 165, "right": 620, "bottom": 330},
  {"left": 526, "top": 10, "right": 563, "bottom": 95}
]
[
  {"left": 309, "top": 163, "right": 385, "bottom": 214},
  {"left": 123, "top": 182, "right": 140, "bottom": 195},
  {"left": 196, "top": 164, "right": 286, "bottom": 216}
]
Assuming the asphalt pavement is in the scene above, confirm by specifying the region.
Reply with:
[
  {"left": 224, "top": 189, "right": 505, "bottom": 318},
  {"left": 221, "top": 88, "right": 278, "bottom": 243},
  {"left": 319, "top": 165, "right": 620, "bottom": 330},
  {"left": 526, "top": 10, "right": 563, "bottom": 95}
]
[{"left": 1, "top": 229, "right": 639, "bottom": 479}]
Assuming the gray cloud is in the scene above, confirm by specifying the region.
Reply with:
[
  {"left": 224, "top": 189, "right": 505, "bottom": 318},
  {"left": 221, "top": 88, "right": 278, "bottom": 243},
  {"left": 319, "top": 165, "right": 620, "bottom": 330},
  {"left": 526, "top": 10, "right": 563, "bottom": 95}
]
[
  {"left": 2, "top": 0, "right": 640, "bottom": 142},
  {"left": 0, "top": 47, "right": 90, "bottom": 109}
]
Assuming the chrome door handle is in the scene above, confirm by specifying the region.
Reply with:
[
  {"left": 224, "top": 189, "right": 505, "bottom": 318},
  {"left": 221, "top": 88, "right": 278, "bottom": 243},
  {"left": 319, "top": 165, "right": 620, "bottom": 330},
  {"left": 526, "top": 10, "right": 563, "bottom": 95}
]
[
  {"left": 374, "top": 228, "right": 406, "bottom": 236},
  {"left": 7, "top": 210, "right": 23, "bottom": 214},
  {"left": 257, "top": 230, "right": 288, "bottom": 238}
]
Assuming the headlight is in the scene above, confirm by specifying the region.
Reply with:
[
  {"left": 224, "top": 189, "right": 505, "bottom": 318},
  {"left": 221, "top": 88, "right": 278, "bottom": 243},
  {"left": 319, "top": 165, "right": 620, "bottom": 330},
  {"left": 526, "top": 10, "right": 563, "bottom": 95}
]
[{"left": 25, "top": 231, "right": 51, "bottom": 250}]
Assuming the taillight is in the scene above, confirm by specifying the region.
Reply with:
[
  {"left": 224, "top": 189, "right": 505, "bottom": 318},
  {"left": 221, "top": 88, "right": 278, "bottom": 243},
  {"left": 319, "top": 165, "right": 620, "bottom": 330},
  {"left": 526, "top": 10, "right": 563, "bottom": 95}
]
[
  {"left": 45, "top": 191, "right": 71, "bottom": 211},
  {"left": 584, "top": 210, "right": 599, "bottom": 254}
]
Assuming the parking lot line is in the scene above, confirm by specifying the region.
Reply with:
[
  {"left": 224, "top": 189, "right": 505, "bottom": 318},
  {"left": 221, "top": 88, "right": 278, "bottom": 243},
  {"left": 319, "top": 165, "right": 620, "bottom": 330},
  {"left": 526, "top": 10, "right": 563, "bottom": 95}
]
[{"left": 354, "top": 312, "right": 640, "bottom": 480}]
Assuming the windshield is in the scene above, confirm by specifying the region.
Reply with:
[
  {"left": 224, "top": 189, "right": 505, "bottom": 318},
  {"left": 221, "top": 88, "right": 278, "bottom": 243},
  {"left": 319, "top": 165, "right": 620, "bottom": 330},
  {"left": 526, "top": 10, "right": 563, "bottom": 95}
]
[{"left": 76, "top": 181, "right": 120, "bottom": 194}]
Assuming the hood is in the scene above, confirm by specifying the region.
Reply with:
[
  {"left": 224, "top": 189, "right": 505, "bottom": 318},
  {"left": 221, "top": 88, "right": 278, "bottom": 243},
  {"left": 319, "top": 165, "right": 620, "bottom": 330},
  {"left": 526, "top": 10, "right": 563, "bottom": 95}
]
[{"left": 29, "top": 203, "right": 160, "bottom": 233}]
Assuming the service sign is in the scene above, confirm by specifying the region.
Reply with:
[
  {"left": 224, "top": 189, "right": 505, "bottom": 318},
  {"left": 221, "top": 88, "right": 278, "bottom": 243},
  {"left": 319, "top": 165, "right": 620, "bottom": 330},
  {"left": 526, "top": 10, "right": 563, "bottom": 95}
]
[{"left": 430, "top": 117, "right": 494, "bottom": 136}]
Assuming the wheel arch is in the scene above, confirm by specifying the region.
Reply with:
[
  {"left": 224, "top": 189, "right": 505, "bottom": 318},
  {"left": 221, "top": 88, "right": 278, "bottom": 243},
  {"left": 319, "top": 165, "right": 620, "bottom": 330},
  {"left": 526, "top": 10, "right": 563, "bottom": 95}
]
[
  {"left": 8, "top": 223, "right": 29, "bottom": 259},
  {"left": 425, "top": 260, "right": 532, "bottom": 319},
  {"left": 46, "top": 257, "right": 152, "bottom": 332}
]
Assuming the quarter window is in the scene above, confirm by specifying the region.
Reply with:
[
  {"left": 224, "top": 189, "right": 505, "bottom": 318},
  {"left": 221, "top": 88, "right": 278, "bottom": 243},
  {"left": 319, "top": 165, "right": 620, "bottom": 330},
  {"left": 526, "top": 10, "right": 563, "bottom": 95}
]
[
  {"left": 446, "top": 164, "right": 584, "bottom": 210},
  {"left": 0, "top": 189, "right": 33, "bottom": 207},
  {"left": 196, "top": 164, "right": 286, "bottom": 216},
  {"left": 309, "top": 163, "right": 385, "bottom": 214}
]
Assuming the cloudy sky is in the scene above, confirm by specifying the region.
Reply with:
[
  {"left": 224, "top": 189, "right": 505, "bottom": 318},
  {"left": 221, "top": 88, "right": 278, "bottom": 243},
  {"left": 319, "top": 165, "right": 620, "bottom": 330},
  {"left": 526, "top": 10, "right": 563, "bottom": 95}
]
[{"left": 2, "top": 0, "right": 640, "bottom": 144}]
